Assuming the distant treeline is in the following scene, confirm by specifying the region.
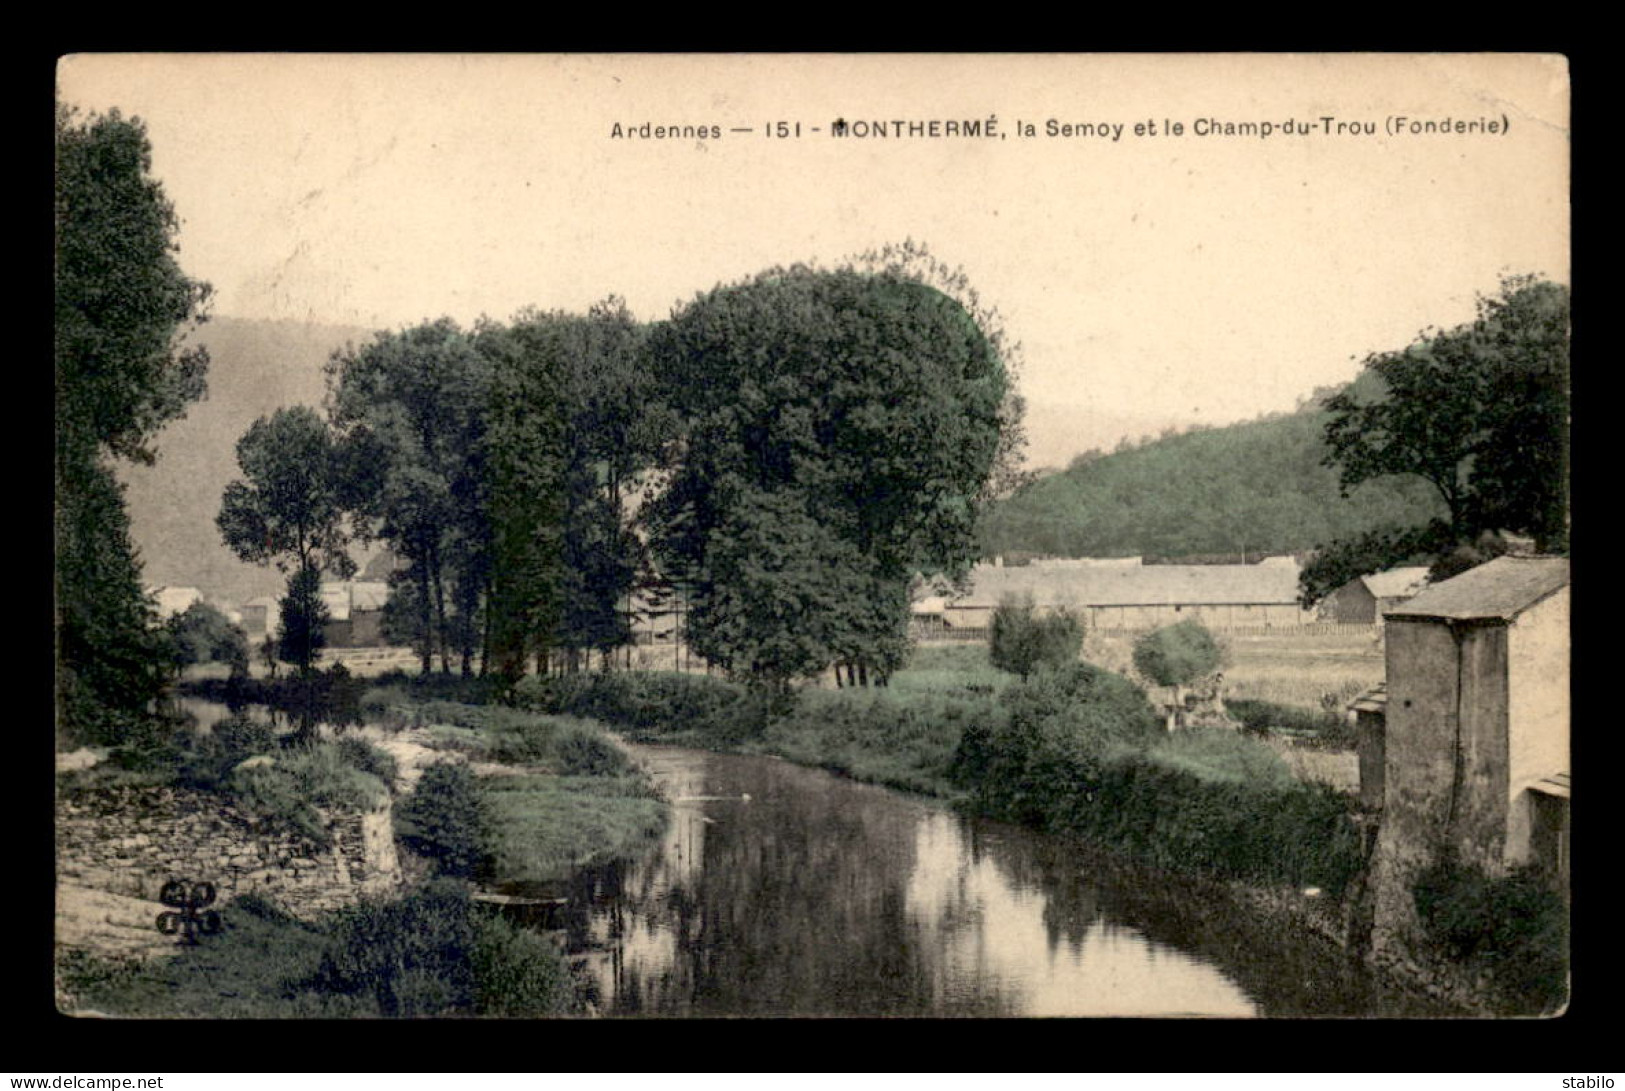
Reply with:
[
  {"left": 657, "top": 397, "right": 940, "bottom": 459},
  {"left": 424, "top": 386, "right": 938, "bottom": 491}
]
[{"left": 978, "top": 378, "right": 1446, "bottom": 561}]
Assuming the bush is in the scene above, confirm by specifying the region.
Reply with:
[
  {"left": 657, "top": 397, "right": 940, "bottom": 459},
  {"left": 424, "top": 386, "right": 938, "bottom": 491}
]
[
  {"left": 1132, "top": 620, "right": 1226, "bottom": 689},
  {"left": 472, "top": 912, "right": 576, "bottom": 1016},
  {"left": 309, "top": 879, "right": 476, "bottom": 1017},
  {"left": 1227, "top": 698, "right": 1357, "bottom": 750},
  {"left": 949, "top": 660, "right": 1364, "bottom": 895},
  {"left": 1145, "top": 727, "right": 1298, "bottom": 790},
  {"left": 766, "top": 687, "right": 1000, "bottom": 797},
  {"left": 396, "top": 761, "right": 485, "bottom": 878},
  {"left": 166, "top": 601, "right": 250, "bottom": 670},
  {"left": 990, "top": 597, "right": 1084, "bottom": 680},
  {"left": 1412, "top": 852, "right": 1569, "bottom": 1014},
  {"left": 229, "top": 740, "right": 391, "bottom": 846},
  {"left": 951, "top": 662, "right": 1161, "bottom": 826},
  {"left": 335, "top": 734, "right": 399, "bottom": 788},
  {"left": 1085, "top": 757, "right": 1366, "bottom": 895},
  {"left": 515, "top": 671, "right": 765, "bottom": 744},
  {"left": 174, "top": 712, "right": 277, "bottom": 790}
]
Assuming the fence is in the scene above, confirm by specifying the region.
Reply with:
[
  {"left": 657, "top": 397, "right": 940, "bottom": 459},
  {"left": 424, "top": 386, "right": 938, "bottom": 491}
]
[{"left": 913, "top": 621, "right": 1379, "bottom": 641}]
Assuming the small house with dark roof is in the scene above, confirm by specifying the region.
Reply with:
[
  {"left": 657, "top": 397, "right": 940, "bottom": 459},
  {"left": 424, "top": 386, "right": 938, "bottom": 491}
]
[
  {"left": 320, "top": 580, "right": 391, "bottom": 647},
  {"left": 1374, "top": 555, "right": 1570, "bottom": 895},
  {"left": 1319, "top": 566, "right": 1432, "bottom": 625}
]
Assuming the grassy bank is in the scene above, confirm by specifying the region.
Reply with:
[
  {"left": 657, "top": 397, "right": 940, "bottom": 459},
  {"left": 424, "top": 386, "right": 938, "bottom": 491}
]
[
  {"left": 376, "top": 693, "right": 670, "bottom": 884},
  {"left": 514, "top": 658, "right": 999, "bottom": 800},
  {"left": 57, "top": 680, "right": 667, "bottom": 1017},
  {"left": 513, "top": 647, "right": 1365, "bottom": 896},
  {"left": 57, "top": 882, "right": 574, "bottom": 1018}
]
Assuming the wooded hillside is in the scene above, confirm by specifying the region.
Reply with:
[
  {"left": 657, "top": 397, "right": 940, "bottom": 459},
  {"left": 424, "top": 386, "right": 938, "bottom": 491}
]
[{"left": 978, "top": 381, "right": 1447, "bottom": 560}]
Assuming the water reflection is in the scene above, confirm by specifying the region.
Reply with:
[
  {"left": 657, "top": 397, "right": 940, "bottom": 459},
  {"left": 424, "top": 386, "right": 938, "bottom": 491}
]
[{"left": 561, "top": 745, "right": 1269, "bottom": 1018}]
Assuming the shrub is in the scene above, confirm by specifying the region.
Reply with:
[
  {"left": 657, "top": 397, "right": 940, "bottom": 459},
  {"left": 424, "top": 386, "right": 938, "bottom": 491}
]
[
  {"left": 1145, "top": 727, "right": 1298, "bottom": 790},
  {"left": 553, "top": 723, "right": 630, "bottom": 776},
  {"left": 165, "top": 601, "right": 250, "bottom": 669},
  {"left": 990, "top": 597, "right": 1084, "bottom": 679},
  {"left": 1412, "top": 852, "right": 1568, "bottom": 1014},
  {"left": 396, "top": 761, "right": 485, "bottom": 878},
  {"left": 309, "top": 879, "right": 476, "bottom": 1017},
  {"left": 949, "top": 659, "right": 1364, "bottom": 895},
  {"left": 1085, "top": 756, "right": 1366, "bottom": 895},
  {"left": 1227, "top": 698, "right": 1357, "bottom": 750},
  {"left": 335, "top": 734, "right": 399, "bottom": 788},
  {"left": 765, "top": 686, "right": 1000, "bottom": 797},
  {"left": 174, "top": 712, "right": 277, "bottom": 790},
  {"left": 951, "top": 662, "right": 1161, "bottom": 826},
  {"left": 472, "top": 912, "right": 576, "bottom": 1016},
  {"left": 516, "top": 671, "right": 764, "bottom": 744},
  {"left": 1132, "top": 620, "right": 1226, "bottom": 689},
  {"left": 229, "top": 741, "right": 390, "bottom": 846}
]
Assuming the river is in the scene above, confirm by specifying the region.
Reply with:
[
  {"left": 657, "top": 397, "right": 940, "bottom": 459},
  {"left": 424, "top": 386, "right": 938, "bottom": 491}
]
[{"left": 523, "top": 742, "right": 1447, "bottom": 1019}]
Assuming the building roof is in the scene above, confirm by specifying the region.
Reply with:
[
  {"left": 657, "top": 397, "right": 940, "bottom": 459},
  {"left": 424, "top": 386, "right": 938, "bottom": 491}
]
[
  {"left": 947, "top": 557, "right": 1305, "bottom": 610},
  {"left": 1362, "top": 567, "right": 1432, "bottom": 600},
  {"left": 1530, "top": 772, "right": 1570, "bottom": 800},
  {"left": 1385, "top": 556, "right": 1569, "bottom": 623},
  {"left": 1348, "top": 682, "right": 1388, "bottom": 714},
  {"left": 319, "top": 580, "right": 391, "bottom": 621}
]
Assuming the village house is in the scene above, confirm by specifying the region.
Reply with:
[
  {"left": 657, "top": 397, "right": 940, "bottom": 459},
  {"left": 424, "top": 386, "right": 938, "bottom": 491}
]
[
  {"left": 319, "top": 579, "right": 391, "bottom": 648},
  {"left": 914, "top": 555, "right": 1317, "bottom": 633},
  {"left": 1318, "top": 566, "right": 1432, "bottom": 625},
  {"left": 235, "top": 595, "right": 280, "bottom": 644},
  {"left": 1366, "top": 555, "right": 1570, "bottom": 912}
]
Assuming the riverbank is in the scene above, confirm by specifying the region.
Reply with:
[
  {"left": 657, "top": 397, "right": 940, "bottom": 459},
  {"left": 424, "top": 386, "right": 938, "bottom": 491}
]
[
  {"left": 55, "top": 681, "right": 669, "bottom": 1017},
  {"left": 511, "top": 657, "right": 1539, "bottom": 1016}
]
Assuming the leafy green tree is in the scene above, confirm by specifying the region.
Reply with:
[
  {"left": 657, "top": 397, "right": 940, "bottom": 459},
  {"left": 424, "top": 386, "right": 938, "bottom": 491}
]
[
  {"left": 499, "top": 301, "right": 666, "bottom": 672},
  {"left": 1296, "top": 520, "right": 1452, "bottom": 609},
  {"left": 989, "top": 596, "right": 1084, "bottom": 680},
  {"left": 649, "top": 261, "right": 1011, "bottom": 688},
  {"left": 1306, "top": 275, "right": 1570, "bottom": 601},
  {"left": 216, "top": 406, "right": 355, "bottom": 674},
  {"left": 55, "top": 105, "right": 212, "bottom": 743},
  {"left": 165, "top": 600, "right": 249, "bottom": 670},
  {"left": 277, "top": 566, "right": 330, "bottom": 675},
  {"left": 327, "top": 320, "right": 492, "bottom": 674},
  {"left": 1132, "top": 620, "right": 1226, "bottom": 716},
  {"left": 472, "top": 318, "right": 568, "bottom": 681}
]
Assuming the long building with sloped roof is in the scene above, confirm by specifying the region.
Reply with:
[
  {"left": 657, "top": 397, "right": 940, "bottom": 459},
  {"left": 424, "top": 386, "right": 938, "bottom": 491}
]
[{"left": 920, "top": 555, "right": 1317, "bottom": 632}]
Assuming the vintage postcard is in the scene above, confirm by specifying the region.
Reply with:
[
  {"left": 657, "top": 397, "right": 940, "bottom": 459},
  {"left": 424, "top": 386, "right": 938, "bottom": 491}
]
[{"left": 53, "top": 53, "right": 1570, "bottom": 1022}]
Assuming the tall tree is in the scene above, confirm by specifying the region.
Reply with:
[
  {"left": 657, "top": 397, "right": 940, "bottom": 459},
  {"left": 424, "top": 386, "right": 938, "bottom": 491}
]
[
  {"left": 649, "top": 261, "right": 1011, "bottom": 688},
  {"left": 472, "top": 318, "right": 568, "bottom": 681},
  {"left": 216, "top": 406, "right": 355, "bottom": 674},
  {"left": 326, "top": 320, "right": 492, "bottom": 673},
  {"left": 504, "top": 300, "right": 667, "bottom": 671},
  {"left": 1305, "top": 275, "right": 1570, "bottom": 603},
  {"left": 55, "top": 105, "right": 212, "bottom": 742}
]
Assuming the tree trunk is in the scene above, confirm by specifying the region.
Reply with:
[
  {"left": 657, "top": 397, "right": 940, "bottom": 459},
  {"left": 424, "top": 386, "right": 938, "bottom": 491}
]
[
  {"left": 478, "top": 580, "right": 493, "bottom": 679},
  {"left": 429, "top": 544, "right": 451, "bottom": 675},
  {"left": 415, "top": 559, "right": 434, "bottom": 675}
]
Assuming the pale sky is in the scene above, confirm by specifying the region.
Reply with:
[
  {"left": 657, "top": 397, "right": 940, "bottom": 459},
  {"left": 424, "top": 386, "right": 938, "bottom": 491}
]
[{"left": 58, "top": 53, "right": 1570, "bottom": 469}]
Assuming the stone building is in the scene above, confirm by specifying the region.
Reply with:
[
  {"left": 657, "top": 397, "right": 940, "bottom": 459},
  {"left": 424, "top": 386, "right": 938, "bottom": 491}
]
[
  {"left": 1367, "top": 555, "right": 1570, "bottom": 962},
  {"left": 1319, "top": 566, "right": 1432, "bottom": 625}
]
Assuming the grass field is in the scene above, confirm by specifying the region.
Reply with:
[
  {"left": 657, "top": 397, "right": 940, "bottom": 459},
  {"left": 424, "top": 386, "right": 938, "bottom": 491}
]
[{"left": 1073, "top": 628, "right": 1383, "bottom": 712}]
